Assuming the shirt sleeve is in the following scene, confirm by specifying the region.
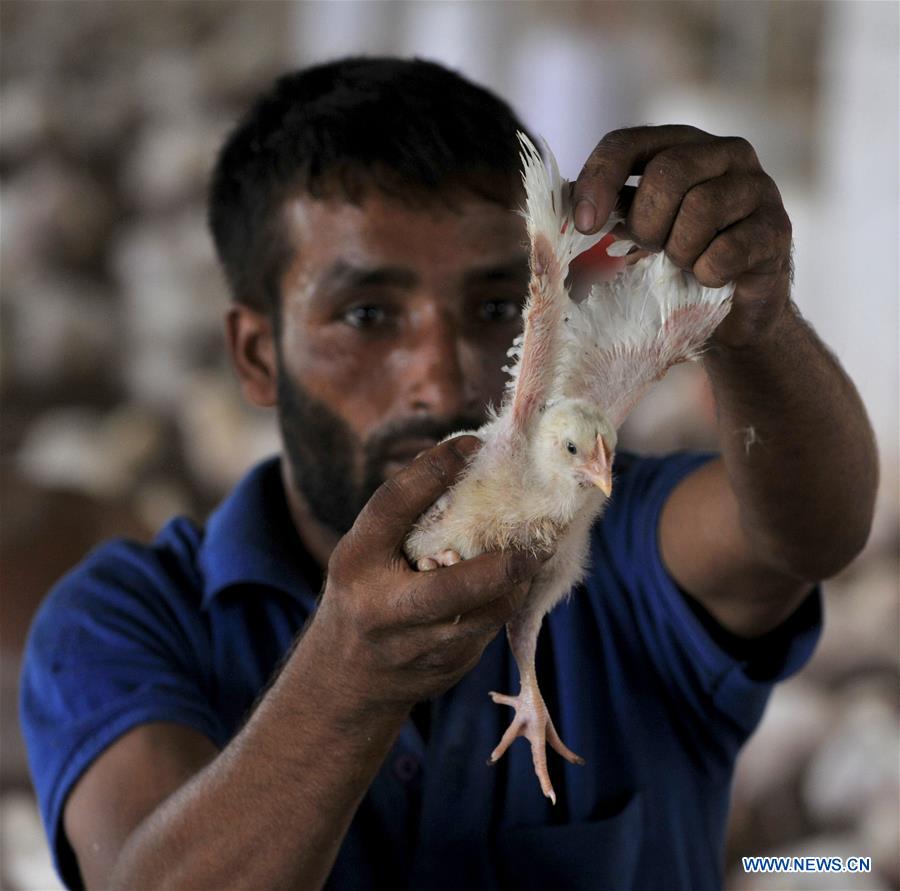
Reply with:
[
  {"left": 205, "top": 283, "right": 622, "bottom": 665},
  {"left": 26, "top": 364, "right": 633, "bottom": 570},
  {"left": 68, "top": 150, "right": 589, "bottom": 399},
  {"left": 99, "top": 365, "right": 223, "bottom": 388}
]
[
  {"left": 19, "top": 537, "right": 229, "bottom": 890},
  {"left": 593, "top": 451, "right": 822, "bottom": 742}
]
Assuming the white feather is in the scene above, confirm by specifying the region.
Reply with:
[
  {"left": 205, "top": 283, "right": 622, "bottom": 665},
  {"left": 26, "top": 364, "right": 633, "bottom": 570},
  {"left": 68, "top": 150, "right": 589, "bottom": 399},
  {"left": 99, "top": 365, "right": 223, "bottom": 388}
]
[
  {"left": 517, "top": 133, "right": 621, "bottom": 280},
  {"left": 513, "top": 131, "right": 735, "bottom": 429},
  {"left": 557, "top": 250, "right": 734, "bottom": 426}
]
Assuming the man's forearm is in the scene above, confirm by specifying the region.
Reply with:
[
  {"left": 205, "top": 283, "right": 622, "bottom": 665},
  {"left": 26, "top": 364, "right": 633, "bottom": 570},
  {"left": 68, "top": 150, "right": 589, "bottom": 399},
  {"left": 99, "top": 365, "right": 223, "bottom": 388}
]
[
  {"left": 111, "top": 617, "right": 409, "bottom": 891},
  {"left": 703, "top": 303, "right": 878, "bottom": 580}
]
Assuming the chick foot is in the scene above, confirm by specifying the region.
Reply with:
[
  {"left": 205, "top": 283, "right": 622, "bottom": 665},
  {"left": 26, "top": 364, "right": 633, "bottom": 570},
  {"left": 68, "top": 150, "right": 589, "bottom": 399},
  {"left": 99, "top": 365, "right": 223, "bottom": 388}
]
[
  {"left": 416, "top": 549, "right": 461, "bottom": 571},
  {"left": 487, "top": 681, "right": 584, "bottom": 805}
]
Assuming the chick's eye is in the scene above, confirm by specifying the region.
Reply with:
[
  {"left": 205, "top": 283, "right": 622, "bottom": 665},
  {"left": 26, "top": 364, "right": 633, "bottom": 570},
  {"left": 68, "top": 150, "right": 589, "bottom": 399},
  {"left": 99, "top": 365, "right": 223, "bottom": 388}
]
[
  {"left": 566, "top": 440, "right": 578, "bottom": 455},
  {"left": 478, "top": 299, "right": 519, "bottom": 322},
  {"left": 343, "top": 305, "right": 386, "bottom": 328}
]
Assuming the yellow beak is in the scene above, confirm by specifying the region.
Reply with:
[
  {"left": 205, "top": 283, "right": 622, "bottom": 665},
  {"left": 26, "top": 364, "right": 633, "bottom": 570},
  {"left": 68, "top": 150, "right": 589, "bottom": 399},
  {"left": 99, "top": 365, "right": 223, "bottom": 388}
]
[
  {"left": 580, "top": 435, "right": 613, "bottom": 496},
  {"left": 594, "top": 470, "right": 612, "bottom": 497}
]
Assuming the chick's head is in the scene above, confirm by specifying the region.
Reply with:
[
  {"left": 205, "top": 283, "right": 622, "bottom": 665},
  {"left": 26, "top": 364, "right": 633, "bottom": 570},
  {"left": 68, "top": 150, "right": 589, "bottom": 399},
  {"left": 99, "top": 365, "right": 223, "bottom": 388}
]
[{"left": 532, "top": 399, "right": 617, "bottom": 498}]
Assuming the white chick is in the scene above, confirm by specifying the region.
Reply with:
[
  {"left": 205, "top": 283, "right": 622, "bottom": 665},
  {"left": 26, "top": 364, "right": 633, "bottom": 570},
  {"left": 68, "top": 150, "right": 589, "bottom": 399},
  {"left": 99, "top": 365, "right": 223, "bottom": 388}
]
[{"left": 404, "top": 133, "right": 734, "bottom": 804}]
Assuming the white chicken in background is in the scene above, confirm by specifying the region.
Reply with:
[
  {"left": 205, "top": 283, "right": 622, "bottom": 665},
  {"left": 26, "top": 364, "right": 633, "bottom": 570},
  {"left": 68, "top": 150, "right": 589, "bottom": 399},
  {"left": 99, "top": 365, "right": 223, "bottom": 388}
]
[{"left": 403, "top": 133, "right": 735, "bottom": 804}]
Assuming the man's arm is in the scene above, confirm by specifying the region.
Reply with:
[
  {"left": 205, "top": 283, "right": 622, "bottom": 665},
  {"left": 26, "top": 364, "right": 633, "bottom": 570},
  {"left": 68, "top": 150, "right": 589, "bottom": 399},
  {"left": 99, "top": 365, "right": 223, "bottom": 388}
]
[
  {"left": 662, "top": 306, "right": 877, "bottom": 636},
  {"left": 64, "top": 437, "right": 545, "bottom": 890},
  {"left": 573, "top": 126, "right": 878, "bottom": 638}
]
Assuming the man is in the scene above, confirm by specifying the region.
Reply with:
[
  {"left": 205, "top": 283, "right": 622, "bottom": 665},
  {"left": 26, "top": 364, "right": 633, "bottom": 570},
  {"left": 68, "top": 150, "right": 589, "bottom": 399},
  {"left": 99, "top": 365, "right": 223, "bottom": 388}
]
[{"left": 21, "top": 57, "right": 877, "bottom": 890}]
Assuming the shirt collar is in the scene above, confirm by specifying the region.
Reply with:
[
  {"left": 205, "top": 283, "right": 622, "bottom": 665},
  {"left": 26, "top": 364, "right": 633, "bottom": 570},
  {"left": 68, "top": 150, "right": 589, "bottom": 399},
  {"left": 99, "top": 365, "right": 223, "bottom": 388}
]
[
  {"left": 197, "top": 451, "right": 638, "bottom": 611},
  {"left": 198, "top": 456, "right": 320, "bottom": 610}
]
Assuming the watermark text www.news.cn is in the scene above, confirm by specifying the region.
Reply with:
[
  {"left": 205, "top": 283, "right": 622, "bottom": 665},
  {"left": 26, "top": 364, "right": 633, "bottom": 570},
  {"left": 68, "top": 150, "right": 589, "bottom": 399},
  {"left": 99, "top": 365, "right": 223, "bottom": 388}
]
[{"left": 742, "top": 855, "right": 871, "bottom": 874}]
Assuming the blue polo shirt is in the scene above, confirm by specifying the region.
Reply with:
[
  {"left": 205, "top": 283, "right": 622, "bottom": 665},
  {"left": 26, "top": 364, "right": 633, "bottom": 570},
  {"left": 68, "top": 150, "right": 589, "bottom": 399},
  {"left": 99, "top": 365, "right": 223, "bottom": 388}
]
[{"left": 20, "top": 452, "right": 821, "bottom": 890}]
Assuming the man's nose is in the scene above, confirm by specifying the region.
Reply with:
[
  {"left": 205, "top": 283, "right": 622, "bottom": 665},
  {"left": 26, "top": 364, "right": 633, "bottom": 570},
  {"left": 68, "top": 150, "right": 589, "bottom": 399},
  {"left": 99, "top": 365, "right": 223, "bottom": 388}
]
[{"left": 406, "top": 311, "right": 471, "bottom": 417}]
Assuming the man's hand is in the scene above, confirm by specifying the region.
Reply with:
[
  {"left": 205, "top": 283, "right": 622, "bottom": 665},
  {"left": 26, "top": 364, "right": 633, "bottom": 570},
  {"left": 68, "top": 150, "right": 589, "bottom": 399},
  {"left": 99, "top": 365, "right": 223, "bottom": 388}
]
[
  {"left": 312, "top": 435, "right": 545, "bottom": 709},
  {"left": 573, "top": 125, "right": 793, "bottom": 348},
  {"left": 92, "top": 437, "right": 543, "bottom": 891},
  {"left": 570, "top": 128, "right": 876, "bottom": 639}
]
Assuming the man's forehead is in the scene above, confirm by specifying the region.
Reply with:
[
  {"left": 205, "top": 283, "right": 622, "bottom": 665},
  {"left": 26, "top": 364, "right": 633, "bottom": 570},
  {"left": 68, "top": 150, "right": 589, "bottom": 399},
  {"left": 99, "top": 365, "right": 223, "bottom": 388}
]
[{"left": 282, "top": 188, "right": 529, "bottom": 273}]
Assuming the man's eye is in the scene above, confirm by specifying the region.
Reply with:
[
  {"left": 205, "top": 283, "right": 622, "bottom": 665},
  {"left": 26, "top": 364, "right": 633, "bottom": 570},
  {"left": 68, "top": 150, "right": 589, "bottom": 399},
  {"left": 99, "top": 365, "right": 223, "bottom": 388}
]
[
  {"left": 478, "top": 300, "right": 520, "bottom": 322},
  {"left": 343, "top": 305, "right": 387, "bottom": 328}
]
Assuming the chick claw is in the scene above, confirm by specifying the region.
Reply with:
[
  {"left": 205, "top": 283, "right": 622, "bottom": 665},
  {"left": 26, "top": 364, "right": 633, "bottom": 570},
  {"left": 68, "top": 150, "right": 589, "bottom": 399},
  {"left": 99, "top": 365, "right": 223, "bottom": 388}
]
[
  {"left": 416, "top": 549, "right": 461, "bottom": 571},
  {"left": 487, "top": 684, "right": 584, "bottom": 806}
]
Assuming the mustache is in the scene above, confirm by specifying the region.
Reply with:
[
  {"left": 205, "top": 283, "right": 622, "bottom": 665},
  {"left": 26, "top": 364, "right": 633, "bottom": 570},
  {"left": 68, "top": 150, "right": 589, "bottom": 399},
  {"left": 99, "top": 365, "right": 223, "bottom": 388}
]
[{"left": 364, "top": 412, "right": 486, "bottom": 468}]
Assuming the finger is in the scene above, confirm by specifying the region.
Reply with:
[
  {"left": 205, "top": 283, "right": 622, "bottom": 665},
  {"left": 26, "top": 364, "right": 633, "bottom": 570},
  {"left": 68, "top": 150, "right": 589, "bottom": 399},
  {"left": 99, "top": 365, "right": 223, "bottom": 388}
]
[
  {"left": 573, "top": 125, "right": 713, "bottom": 234},
  {"left": 663, "top": 172, "right": 769, "bottom": 271},
  {"left": 630, "top": 139, "right": 763, "bottom": 250},
  {"left": 403, "top": 548, "right": 544, "bottom": 624},
  {"left": 693, "top": 204, "right": 792, "bottom": 290},
  {"left": 711, "top": 211, "right": 793, "bottom": 349},
  {"left": 352, "top": 435, "right": 481, "bottom": 554},
  {"left": 615, "top": 184, "right": 638, "bottom": 218},
  {"left": 453, "top": 578, "right": 532, "bottom": 636}
]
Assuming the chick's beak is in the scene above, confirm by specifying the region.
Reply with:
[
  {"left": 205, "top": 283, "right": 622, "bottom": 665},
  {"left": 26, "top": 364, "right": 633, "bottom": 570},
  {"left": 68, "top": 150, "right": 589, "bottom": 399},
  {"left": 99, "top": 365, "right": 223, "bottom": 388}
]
[{"left": 580, "top": 435, "right": 613, "bottom": 496}]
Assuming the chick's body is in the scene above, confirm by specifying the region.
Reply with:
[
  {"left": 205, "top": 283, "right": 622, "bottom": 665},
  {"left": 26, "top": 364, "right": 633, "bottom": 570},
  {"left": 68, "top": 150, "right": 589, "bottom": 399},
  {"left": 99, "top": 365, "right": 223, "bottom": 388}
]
[
  {"left": 402, "top": 132, "right": 734, "bottom": 804},
  {"left": 404, "top": 402, "right": 613, "bottom": 804},
  {"left": 405, "top": 417, "right": 599, "bottom": 566}
]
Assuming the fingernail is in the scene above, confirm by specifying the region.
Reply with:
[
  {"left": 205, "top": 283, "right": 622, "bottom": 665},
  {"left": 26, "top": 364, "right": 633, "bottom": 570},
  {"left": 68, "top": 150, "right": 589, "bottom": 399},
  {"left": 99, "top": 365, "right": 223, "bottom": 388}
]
[
  {"left": 575, "top": 199, "right": 596, "bottom": 233},
  {"left": 452, "top": 435, "right": 481, "bottom": 456}
]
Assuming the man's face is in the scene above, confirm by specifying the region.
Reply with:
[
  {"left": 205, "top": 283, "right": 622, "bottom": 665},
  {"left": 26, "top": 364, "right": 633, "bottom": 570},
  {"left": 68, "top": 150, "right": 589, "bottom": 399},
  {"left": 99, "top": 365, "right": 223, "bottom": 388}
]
[{"left": 274, "top": 188, "right": 529, "bottom": 534}]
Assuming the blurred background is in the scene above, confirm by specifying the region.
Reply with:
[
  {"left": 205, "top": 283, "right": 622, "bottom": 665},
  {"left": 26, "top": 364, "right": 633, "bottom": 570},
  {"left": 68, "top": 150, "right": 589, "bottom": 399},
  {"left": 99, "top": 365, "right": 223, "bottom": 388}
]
[{"left": 1, "top": 1, "right": 897, "bottom": 888}]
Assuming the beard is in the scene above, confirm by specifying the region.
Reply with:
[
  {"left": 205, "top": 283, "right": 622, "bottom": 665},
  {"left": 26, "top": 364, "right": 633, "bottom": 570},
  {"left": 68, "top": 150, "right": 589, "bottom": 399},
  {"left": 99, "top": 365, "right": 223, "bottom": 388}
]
[{"left": 276, "top": 366, "right": 485, "bottom": 536}]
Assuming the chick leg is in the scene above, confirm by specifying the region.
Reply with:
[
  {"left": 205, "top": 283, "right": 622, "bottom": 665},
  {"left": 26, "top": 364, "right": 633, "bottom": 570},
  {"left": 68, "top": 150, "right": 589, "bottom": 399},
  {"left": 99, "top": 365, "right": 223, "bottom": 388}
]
[{"left": 487, "top": 611, "right": 584, "bottom": 804}]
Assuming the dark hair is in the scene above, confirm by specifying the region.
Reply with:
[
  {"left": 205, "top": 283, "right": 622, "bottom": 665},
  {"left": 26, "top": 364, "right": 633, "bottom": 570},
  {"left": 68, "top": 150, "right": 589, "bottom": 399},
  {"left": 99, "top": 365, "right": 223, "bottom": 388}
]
[{"left": 208, "top": 56, "right": 531, "bottom": 315}]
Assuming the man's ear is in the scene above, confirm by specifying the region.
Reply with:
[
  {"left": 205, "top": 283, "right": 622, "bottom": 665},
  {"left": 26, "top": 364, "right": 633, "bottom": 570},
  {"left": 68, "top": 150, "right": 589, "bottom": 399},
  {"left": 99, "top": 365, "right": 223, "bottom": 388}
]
[{"left": 224, "top": 304, "right": 278, "bottom": 407}]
